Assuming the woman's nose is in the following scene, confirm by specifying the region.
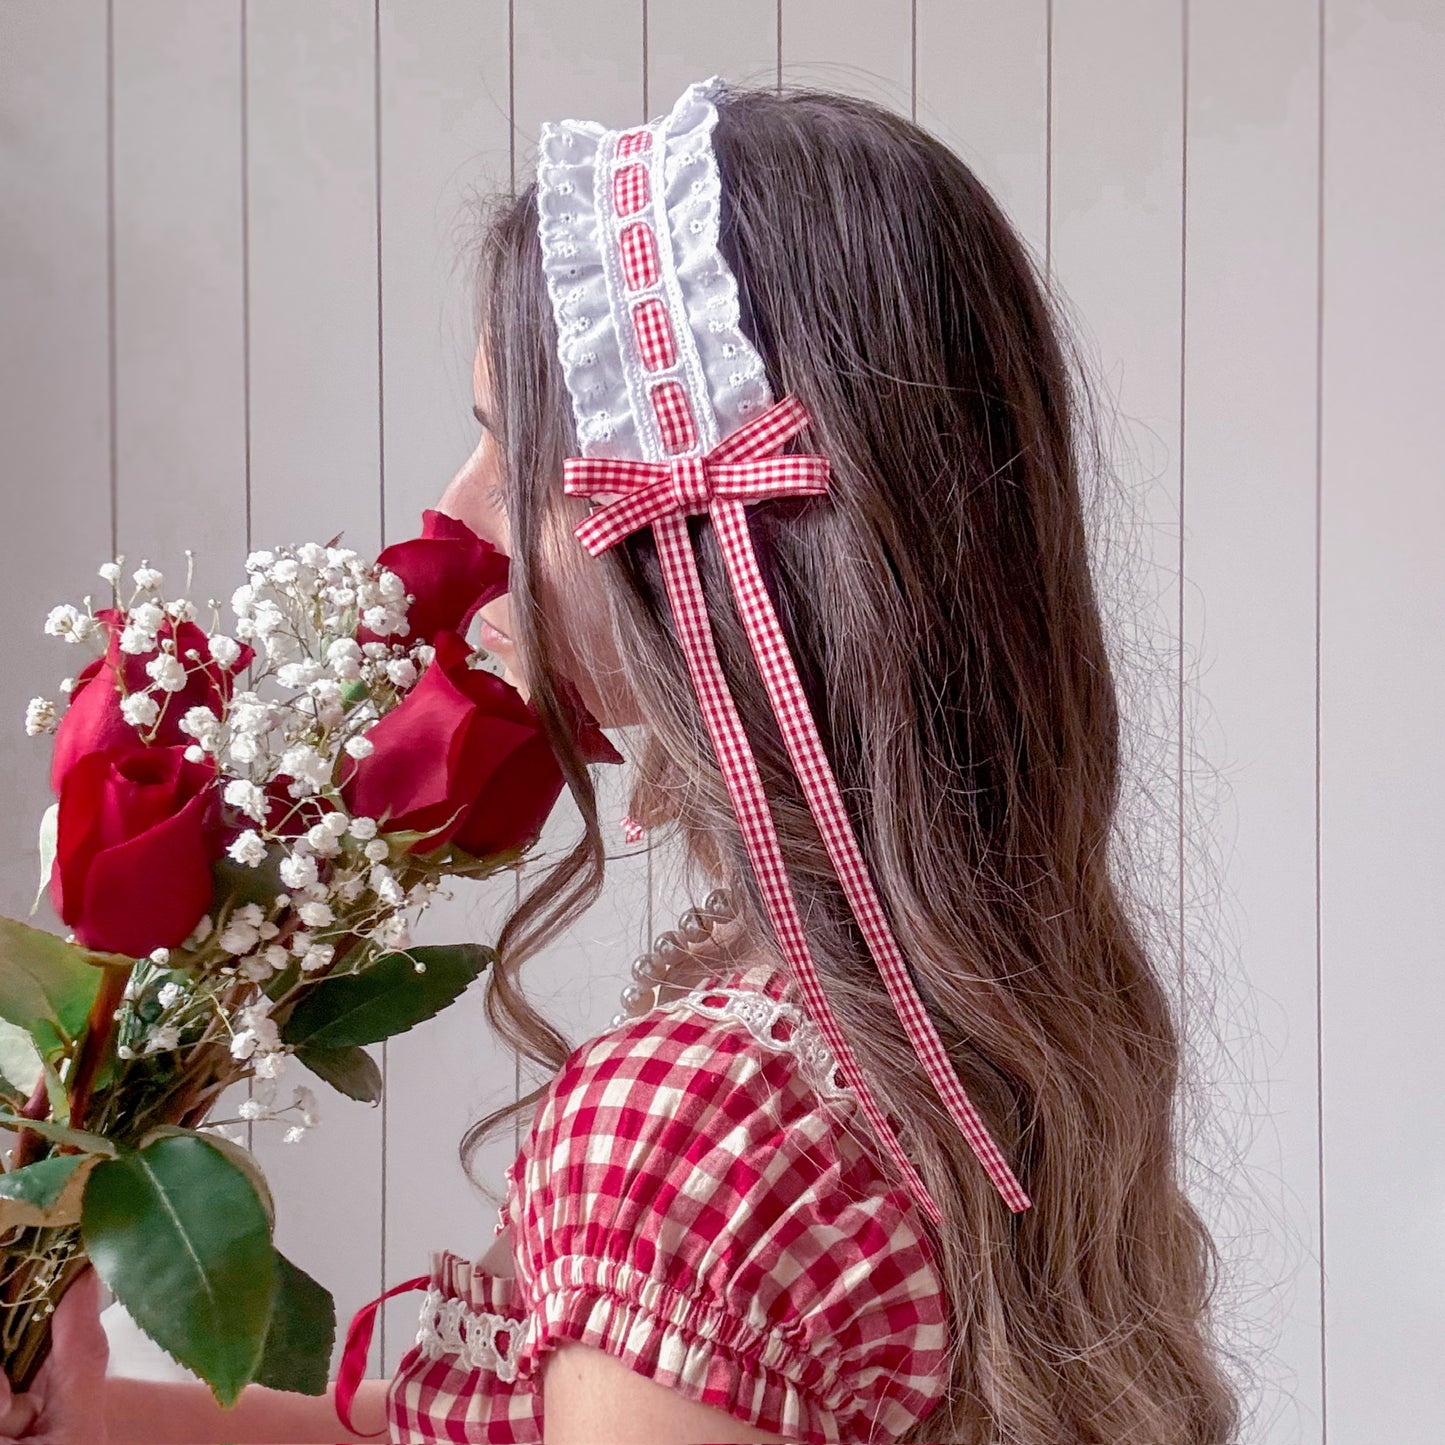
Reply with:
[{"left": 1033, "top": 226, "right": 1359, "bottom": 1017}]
[{"left": 435, "top": 442, "right": 508, "bottom": 554}]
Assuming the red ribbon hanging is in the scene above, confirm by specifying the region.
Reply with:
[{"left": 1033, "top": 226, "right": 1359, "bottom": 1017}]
[
  {"left": 564, "top": 394, "right": 1032, "bottom": 1225},
  {"left": 331, "top": 1273, "right": 428, "bottom": 1439}
]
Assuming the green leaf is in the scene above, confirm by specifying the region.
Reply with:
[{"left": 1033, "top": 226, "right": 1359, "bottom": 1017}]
[
  {"left": 42, "top": 1056, "right": 69, "bottom": 1125},
  {"left": 136, "top": 1125, "right": 275, "bottom": 1230},
  {"left": 81, "top": 1133, "right": 277, "bottom": 1408},
  {"left": 281, "top": 943, "right": 492, "bottom": 1050},
  {"left": 31, "top": 803, "right": 59, "bottom": 917},
  {"left": 0, "top": 916, "right": 110, "bottom": 1057},
  {"left": 0, "top": 1152, "right": 100, "bottom": 1228},
  {"left": 0, "top": 1113, "right": 117, "bottom": 1156},
  {"left": 294, "top": 1042, "right": 383, "bottom": 1104},
  {"left": 251, "top": 1251, "right": 335, "bottom": 1395},
  {"left": 0, "top": 1019, "right": 43, "bottom": 1096}
]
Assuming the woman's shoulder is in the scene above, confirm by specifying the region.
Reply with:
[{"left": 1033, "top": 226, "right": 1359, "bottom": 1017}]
[
  {"left": 504, "top": 958, "right": 952, "bottom": 1442},
  {"left": 552, "top": 958, "right": 857, "bottom": 1124}
]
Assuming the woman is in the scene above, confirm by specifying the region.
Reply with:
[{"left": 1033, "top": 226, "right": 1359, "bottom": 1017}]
[{"left": 0, "top": 76, "right": 1241, "bottom": 1444}]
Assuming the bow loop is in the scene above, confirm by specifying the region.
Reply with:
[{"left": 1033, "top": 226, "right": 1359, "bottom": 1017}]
[{"left": 563, "top": 395, "right": 830, "bottom": 558}]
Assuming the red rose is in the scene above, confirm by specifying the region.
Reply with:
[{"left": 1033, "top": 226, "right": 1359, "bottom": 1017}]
[
  {"left": 51, "top": 745, "right": 219, "bottom": 957},
  {"left": 360, "top": 510, "right": 510, "bottom": 646},
  {"left": 340, "top": 631, "right": 622, "bottom": 857},
  {"left": 50, "top": 608, "right": 252, "bottom": 795}
]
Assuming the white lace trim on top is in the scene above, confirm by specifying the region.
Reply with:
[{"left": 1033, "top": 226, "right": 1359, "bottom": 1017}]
[
  {"left": 534, "top": 74, "right": 772, "bottom": 461},
  {"left": 658, "top": 979, "right": 858, "bottom": 1109},
  {"left": 414, "top": 1286, "right": 523, "bottom": 1383}
]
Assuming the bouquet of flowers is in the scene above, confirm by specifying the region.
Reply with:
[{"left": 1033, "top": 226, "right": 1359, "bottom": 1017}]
[{"left": 0, "top": 511, "right": 621, "bottom": 1403}]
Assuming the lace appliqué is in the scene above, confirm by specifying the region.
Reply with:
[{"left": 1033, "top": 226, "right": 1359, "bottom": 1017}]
[
  {"left": 414, "top": 1286, "right": 524, "bottom": 1384},
  {"left": 534, "top": 75, "right": 771, "bottom": 462},
  {"left": 660, "top": 983, "right": 858, "bottom": 1109}
]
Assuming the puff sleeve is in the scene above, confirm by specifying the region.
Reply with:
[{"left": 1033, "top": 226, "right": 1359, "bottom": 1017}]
[{"left": 503, "top": 981, "right": 952, "bottom": 1444}]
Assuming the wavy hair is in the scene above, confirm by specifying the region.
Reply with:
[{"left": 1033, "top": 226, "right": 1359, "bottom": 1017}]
[{"left": 459, "top": 81, "right": 1246, "bottom": 1444}]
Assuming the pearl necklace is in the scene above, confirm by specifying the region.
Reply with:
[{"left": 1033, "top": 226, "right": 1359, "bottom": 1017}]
[{"left": 608, "top": 887, "right": 738, "bottom": 1031}]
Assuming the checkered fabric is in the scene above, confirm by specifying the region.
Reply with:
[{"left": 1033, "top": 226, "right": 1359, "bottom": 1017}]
[
  {"left": 647, "top": 377, "right": 699, "bottom": 454},
  {"left": 564, "top": 394, "right": 1030, "bottom": 1221},
  {"left": 612, "top": 162, "right": 650, "bottom": 217},
  {"left": 545, "top": 81, "right": 1033, "bottom": 1226},
  {"left": 618, "top": 220, "right": 659, "bottom": 290},
  {"left": 370, "top": 962, "right": 951, "bottom": 1444},
  {"left": 630, "top": 297, "right": 677, "bottom": 372},
  {"left": 616, "top": 127, "right": 653, "bottom": 157}
]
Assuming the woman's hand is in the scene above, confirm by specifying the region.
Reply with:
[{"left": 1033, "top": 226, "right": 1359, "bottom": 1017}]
[{"left": 0, "top": 1267, "right": 110, "bottom": 1443}]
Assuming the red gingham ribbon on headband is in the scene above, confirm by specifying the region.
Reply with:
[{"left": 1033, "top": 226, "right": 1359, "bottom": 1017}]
[
  {"left": 564, "top": 394, "right": 1032, "bottom": 1225},
  {"left": 570, "top": 395, "right": 831, "bottom": 555}
]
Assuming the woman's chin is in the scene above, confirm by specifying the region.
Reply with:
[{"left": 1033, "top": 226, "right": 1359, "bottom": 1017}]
[{"left": 500, "top": 662, "right": 530, "bottom": 703}]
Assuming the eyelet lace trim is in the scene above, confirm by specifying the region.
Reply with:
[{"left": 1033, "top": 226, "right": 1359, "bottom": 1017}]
[
  {"left": 534, "top": 74, "right": 772, "bottom": 461},
  {"left": 657, "top": 981, "right": 858, "bottom": 1109},
  {"left": 414, "top": 1286, "right": 523, "bottom": 1383}
]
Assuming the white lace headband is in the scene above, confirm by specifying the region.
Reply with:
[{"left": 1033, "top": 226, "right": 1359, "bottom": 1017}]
[
  {"left": 536, "top": 76, "right": 771, "bottom": 461},
  {"left": 534, "top": 76, "right": 1032, "bottom": 1226}
]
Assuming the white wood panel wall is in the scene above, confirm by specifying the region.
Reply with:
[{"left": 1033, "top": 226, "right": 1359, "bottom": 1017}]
[{"left": 1, "top": 4, "right": 1440, "bottom": 1440}]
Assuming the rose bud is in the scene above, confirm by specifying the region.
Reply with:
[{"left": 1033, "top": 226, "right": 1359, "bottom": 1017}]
[
  {"left": 358, "top": 510, "right": 510, "bottom": 646},
  {"left": 51, "top": 745, "right": 219, "bottom": 958},
  {"left": 50, "top": 607, "right": 253, "bottom": 795},
  {"left": 340, "top": 630, "right": 621, "bottom": 857}
]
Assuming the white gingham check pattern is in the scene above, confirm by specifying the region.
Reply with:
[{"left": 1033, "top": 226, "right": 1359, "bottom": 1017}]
[
  {"left": 612, "top": 161, "right": 650, "bottom": 217},
  {"left": 630, "top": 296, "right": 677, "bottom": 371},
  {"left": 374, "top": 962, "right": 951, "bottom": 1443},
  {"left": 708, "top": 494, "right": 1033, "bottom": 1212},
  {"left": 564, "top": 395, "right": 829, "bottom": 552},
  {"left": 619, "top": 219, "right": 659, "bottom": 290},
  {"left": 647, "top": 377, "right": 698, "bottom": 453},
  {"left": 616, "top": 128, "right": 653, "bottom": 158},
  {"left": 546, "top": 82, "right": 1032, "bottom": 1226}
]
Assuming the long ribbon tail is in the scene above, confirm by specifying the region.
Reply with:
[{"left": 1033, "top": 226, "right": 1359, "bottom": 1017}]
[
  {"left": 651, "top": 510, "right": 1025, "bottom": 1228},
  {"left": 333, "top": 1274, "right": 429, "bottom": 1438},
  {"left": 711, "top": 499, "right": 1032, "bottom": 1215}
]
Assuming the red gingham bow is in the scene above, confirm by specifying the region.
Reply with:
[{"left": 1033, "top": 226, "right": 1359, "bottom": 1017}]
[
  {"left": 564, "top": 394, "right": 1032, "bottom": 1225},
  {"left": 564, "top": 395, "right": 830, "bottom": 558}
]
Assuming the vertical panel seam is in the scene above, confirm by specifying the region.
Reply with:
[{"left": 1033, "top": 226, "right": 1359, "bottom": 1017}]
[
  {"left": 106, "top": 0, "right": 119, "bottom": 561},
  {"left": 508, "top": 1, "right": 516, "bottom": 194},
  {"left": 508, "top": 0, "right": 522, "bottom": 1163},
  {"left": 1044, "top": 0, "right": 1053, "bottom": 288},
  {"left": 1314, "top": 0, "right": 1328, "bottom": 1436},
  {"left": 239, "top": 0, "right": 252, "bottom": 559},
  {"left": 1177, "top": 0, "right": 1190, "bottom": 1155},
  {"left": 373, "top": 0, "right": 388, "bottom": 1376},
  {"left": 910, "top": 0, "right": 916, "bottom": 120},
  {"left": 238, "top": 0, "right": 255, "bottom": 1163}
]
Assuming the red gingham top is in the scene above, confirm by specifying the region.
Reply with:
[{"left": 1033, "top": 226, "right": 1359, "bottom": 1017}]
[{"left": 383, "top": 960, "right": 952, "bottom": 1442}]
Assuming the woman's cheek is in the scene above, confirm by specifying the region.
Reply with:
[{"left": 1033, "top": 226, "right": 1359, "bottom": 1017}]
[{"left": 539, "top": 571, "right": 642, "bottom": 729}]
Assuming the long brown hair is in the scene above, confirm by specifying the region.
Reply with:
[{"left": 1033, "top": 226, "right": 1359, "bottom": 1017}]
[{"left": 460, "top": 81, "right": 1245, "bottom": 1444}]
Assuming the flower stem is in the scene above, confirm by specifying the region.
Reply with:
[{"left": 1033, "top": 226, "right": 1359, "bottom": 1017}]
[
  {"left": 3, "top": 1231, "right": 88, "bottom": 1393},
  {"left": 11, "top": 1075, "right": 53, "bottom": 1171},
  {"left": 64, "top": 962, "right": 132, "bottom": 1139}
]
